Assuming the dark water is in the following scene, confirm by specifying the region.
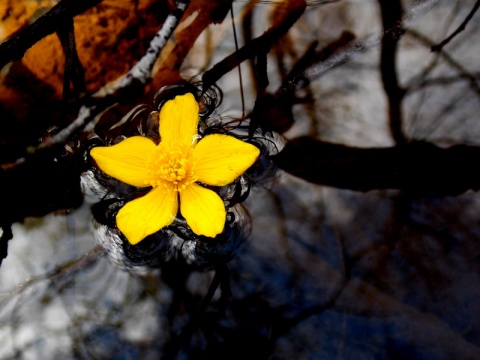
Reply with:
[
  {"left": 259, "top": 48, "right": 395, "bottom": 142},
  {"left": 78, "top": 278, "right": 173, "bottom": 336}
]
[{"left": 1, "top": 0, "right": 480, "bottom": 359}]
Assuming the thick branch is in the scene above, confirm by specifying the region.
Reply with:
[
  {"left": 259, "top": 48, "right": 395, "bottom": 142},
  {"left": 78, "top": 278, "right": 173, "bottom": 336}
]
[
  {"left": 272, "top": 137, "right": 480, "bottom": 196},
  {"left": 378, "top": 0, "right": 407, "bottom": 144},
  {"left": 57, "top": 17, "right": 87, "bottom": 101},
  {"left": 0, "top": 0, "right": 103, "bottom": 70}
]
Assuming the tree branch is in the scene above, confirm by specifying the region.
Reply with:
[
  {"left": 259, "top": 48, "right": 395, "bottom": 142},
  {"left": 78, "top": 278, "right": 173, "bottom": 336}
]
[
  {"left": 431, "top": 0, "right": 480, "bottom": 52},
  {"left": 57, "top": 17, "right": 87, "bottom": 101},
  {"left": 37, "top": 0, "right": 189, "bottom": 151},
  {"left": 0, "top": 0, "right": 103, "bottom": 70},
  {"left": 378, "top": 0, "right": 407, "bottom": 144},
  {"left": 202, "top": 0, "right": 306, "bottom": 92},
  {"left": 272, "top": 137, "right": 480, "bottom": 196},
  {"left": 408, "top": 30, "right": 480, "bottom": 96},
  {"left": 0, "top": 225, "right": 13, "bottom": 267}
]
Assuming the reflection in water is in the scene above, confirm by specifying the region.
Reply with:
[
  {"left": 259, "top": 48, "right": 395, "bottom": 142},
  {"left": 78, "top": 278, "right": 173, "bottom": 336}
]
[
  {"left": 1, "top": 0, "right": 480, "bottom": 359},
  {"left": 2, "top": 187, "right": 480, "bottom": 358}
]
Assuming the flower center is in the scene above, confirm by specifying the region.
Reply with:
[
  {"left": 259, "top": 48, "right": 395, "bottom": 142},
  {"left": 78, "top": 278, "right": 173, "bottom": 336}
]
[{"left": 147, "top": 146, "right": 196, "bottom": 191}]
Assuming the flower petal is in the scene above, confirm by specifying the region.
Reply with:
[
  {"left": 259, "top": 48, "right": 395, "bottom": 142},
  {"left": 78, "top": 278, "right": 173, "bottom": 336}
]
[
  {"left": 117, "top": 186, "right": 178, "bottom": 245},
  {"left": 180, "top": 183, "right": 226, "bottom": 237},
  {"left": 159, "top": 93, "right": 199, "bottom": 148},
  {"left": 192, "top": 134, "right": 260, "bottom": 186},
  {"left": 90, "top": 136, "right": 156, "bottom": 187}
]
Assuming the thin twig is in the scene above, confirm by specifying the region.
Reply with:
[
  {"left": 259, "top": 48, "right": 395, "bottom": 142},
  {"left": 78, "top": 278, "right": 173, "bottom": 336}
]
[
  {"left": 431, "top": 0, "right": 480, "bottom": 52},
  {"left": 0, "top": 246, "right": 102, "bottom": 311},
  {"left": 408, "top": 29, "right": 480, "bottom": 96},
  {"left": 408, "top": 73, "right": 480, "bottom": 93},
  {"left": 230, "top": 3, "right": 246, "bottom": 118},
  {"left": 202, "top": 0, "right": 306, "bottom": 91},
  {"left": 37, "top": 0, "right": 190, "bottom": 151},
  {"left": 302, "top": 0, "right": 440, "bottom": 86}
]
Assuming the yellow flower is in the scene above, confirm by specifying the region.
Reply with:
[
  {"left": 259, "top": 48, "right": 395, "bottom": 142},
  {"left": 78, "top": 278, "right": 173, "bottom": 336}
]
[{"left": 90, "top": 93, "right": 260, "bottom": 245}]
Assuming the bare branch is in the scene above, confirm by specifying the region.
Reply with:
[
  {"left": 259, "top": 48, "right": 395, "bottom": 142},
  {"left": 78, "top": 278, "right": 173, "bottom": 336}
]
[
  {"left": 378, "top": 0, "right": 407, "bottom": 144},
  {"left": 431, "top": 0, "right": 480, "bottom": 52},
  {"left": 38, "top": 0, "right": 190, "bottom": 151},
  {"left": 408, "top": 30, "right": 480, "bottom": 96},
  {"left": 272, "top": 137, "right": 480, "bottom": 196},
  {"left": 302, "top": 0, "right": 441, "bottom": 85},
  {"left": 0, "top": 0, "right": 103, "bottom": 70}
]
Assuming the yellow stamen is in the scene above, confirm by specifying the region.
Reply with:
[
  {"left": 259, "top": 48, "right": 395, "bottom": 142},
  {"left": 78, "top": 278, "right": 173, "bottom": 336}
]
[
  {"left": 147, "top": 146, "right": 196, "bottom": 191},
  {"left": 89, "top": 93, "right": 260, "bottom": 244}
]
